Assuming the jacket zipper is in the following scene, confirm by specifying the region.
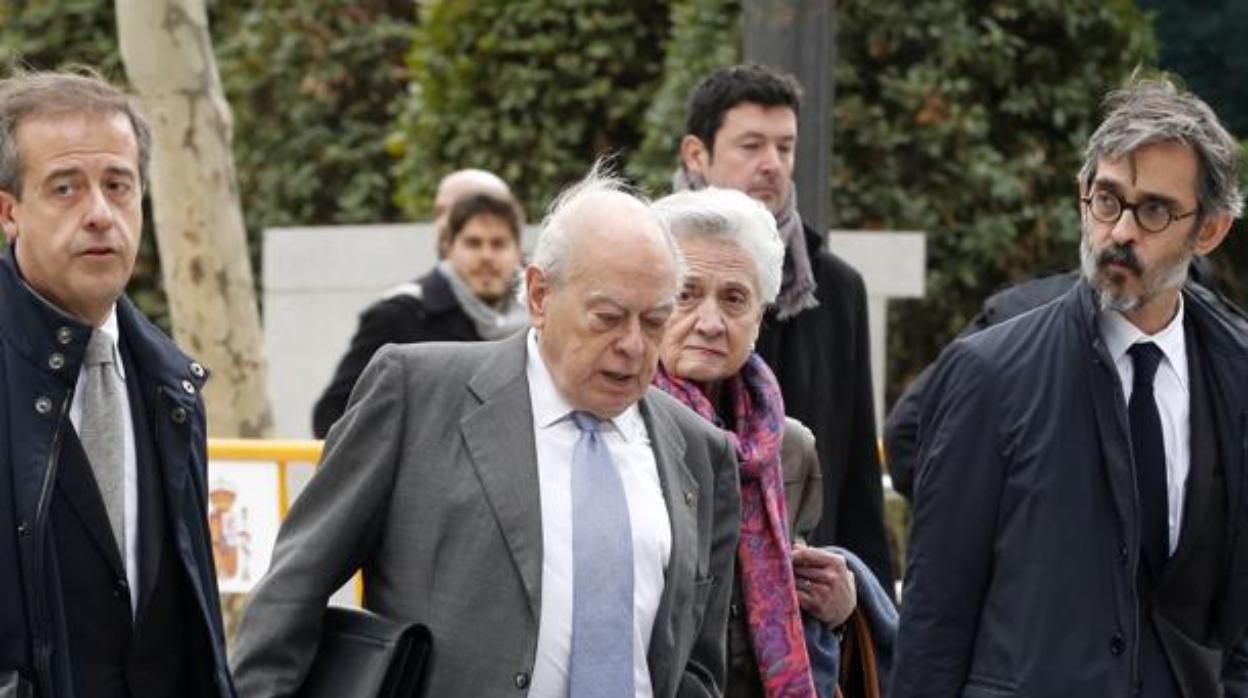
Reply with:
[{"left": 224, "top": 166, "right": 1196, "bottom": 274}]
[{"left": 30, "top": 388, "right": 72, "bottom": 695}]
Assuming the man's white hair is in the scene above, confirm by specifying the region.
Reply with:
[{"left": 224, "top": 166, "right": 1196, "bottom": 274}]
[
  {"left": 651, "top": 187, "right": 784, "bottom": 304},
  {"left": 530, "top": 159, "right": 683, "bottom": 287}
]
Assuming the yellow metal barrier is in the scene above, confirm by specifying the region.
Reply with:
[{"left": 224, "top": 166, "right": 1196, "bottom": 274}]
[
  {"left": 206, "top": 438, "right": 363, "bottom": 604},
  {"left": 208, "top": 438, "right": 323, "bottom": 519}
]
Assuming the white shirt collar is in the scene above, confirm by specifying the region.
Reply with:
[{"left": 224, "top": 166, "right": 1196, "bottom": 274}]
[
  {"left": 1098, "top": 294, "right": 1187, "bottom": 390},
  {"left": 525, "top": 329, "right": 645, "bottom": 441}
]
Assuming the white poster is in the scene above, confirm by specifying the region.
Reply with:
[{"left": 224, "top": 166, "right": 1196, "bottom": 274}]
[{"left": 207, "top": 460, "right": 281, "bottom": 594}]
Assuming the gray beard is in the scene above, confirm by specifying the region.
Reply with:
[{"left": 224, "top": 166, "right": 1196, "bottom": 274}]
[{"left": 1079, "top": 233, "right": 1190, "bottom": 313}]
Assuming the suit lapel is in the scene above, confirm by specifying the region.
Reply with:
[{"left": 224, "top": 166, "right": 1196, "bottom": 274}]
[
  {"left": 56, "top": 428, "right": 127, "bottom": 577},
  {"left": 1073, "top": 287, "right": 1139, "bottom": 548},
  {"left": 123, "top": 354, "right": 164, "bottom": 619},
  {"left": 1167, "top": 319, "right": 1217, "bottom": 573},
  {"left": 460, "top": 334, "right": 543, "bottom": 620},
  {"left": 640, "top": 390, "right": 698, "bottom": 697}
]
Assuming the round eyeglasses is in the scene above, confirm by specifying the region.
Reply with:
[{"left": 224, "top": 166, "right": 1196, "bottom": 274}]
[{"left": 1081, "top": 191, "right": 1198, "bottom": 234}]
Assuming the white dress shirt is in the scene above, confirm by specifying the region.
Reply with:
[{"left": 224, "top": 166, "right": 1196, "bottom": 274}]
[
  {"left": 525, "top": 330, "right": 672, "bottom": 698},
  {"left": 1098, "top": 298, "right": 1190, "bottom": 554},
  {"left": 68, "top": 306, "right": 139, "bottom": 613}
]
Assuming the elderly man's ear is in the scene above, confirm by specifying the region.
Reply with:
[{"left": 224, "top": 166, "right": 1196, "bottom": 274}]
[
  {"left": 0, "top": 191, "right": 19, "bottom": 243},
  {"left": 525, "top": 265, "right": 549, "bottom": 329}
]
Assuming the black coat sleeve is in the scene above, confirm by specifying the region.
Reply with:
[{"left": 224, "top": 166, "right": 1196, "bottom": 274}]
[
  {"left": 884, "top": 308, "right": 992, "bottom": 501},
  {"left": 885, "top": 272, "right": 1077, "bottom": 502},
  {"left": 882, "top": 365, "right": 927, "bottom": 501},
  {"left": 312, "top": 298, "right": 419, "bottom": 438},
  {"left": 891, "top": 341, "right": 1003, "bottom": 696},
  {"left": 837, "top": 267, "right": 894, "bottom": 591}
]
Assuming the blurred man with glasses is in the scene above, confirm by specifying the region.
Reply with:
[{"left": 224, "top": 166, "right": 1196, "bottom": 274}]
[{"left": 893, "top": 77, "right": 1248, "bottom": 696}]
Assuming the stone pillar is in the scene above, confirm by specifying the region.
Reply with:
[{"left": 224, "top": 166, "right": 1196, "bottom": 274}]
[{"left": 743, "top": 0, "right": 834, "bottom": 233}]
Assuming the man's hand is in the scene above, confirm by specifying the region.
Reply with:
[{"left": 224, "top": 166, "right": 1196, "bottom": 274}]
[{"left": 791, "top": 546, "right": 856, "bottom": 628}]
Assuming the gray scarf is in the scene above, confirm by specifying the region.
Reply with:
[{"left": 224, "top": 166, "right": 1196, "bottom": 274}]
[
  {"left": 671, "top": 168, "right": 819, "bottom": 319},
  {"left": 437, "top": 261, "right": 531, "bottom": 341}
]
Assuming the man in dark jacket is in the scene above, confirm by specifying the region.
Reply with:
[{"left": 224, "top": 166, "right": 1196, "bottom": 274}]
[
  {"left": 312, "top": 190, "right": 528, "bottom": 436},
  {"left": 884, "top": 271, "right": 1079, "bottom": 499},
  {"left": 0, "top": 70, "right": 234, "bottom": 697},
  {"left": 886, "top": 260, "right": 1231, "bottom": 500},
  {"left": 677, "top": 64, "right": 893, "bottom": 591},
  {"left": 894, "top": 78, "right": 1248, "bottom": 696}
]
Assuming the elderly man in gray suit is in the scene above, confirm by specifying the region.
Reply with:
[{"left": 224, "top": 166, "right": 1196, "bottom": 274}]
[{"left": 230, "top": 167, "right": 742, "bottom": 698}]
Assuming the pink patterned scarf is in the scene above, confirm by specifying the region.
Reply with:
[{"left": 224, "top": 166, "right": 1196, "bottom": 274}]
[{"left": 654, "top": 355, "right": 816, "bottom": 697}]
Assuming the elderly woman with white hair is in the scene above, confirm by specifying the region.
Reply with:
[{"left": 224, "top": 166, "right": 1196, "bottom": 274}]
[{"left": 651, "top": 188, "right": 858, "bottom": 698}]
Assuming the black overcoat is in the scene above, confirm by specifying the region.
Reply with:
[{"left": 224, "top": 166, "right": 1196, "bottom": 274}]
[
  {"left": 893, "top": 280, "right": 1248, "bottom": 696},
  {"left": 0, "top": 249, "right": 234, "bottom": 698}
]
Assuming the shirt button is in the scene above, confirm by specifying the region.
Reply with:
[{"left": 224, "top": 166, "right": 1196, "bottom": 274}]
[
  {"left": 55, "top": 327, "right": 73, "bottom": 345},
  {"left": 181, "top": 379, "right": 196, "bottom": 395},
  {"left": 1110, "top": 634, "right": 1125, "bottom": 656},
  {"left": 189, "top": 361, "right": 205, "bottom": 378},
  {"left": 47, "top": 353, "right": 65, "bottom": 371},
  {"left": 34, "top": 396, "right": 53, "bottom": 415},
  {"left": 170, "top": 407, "right": 188, "bottom": 424},
  {"left": 513, "top": 672, "right": 530, "bottom": 690}
]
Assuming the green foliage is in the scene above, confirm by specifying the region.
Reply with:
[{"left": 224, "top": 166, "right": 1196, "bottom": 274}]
[
  {"left": 1138, "top": 0, "right": 1248, "bottom": 136},
  {"left": 829, "top": 0, "right": 1156, "bottom": 398},
  {"left": 629, "top": 0, "right": 741, "bottom": 192},
  {"left": 215, "top": 1, "right": 412, "bottom": 233},
  {"left": 391, "top": 0, "right": 670, "bottom": 220},
  {"left": 0, "top": 0, "right": 122, "bottom": 77}
]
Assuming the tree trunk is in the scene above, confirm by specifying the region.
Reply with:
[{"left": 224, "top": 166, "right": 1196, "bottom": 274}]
[{"left": 115, "top": 0, "right": 272, "bottom": 438}]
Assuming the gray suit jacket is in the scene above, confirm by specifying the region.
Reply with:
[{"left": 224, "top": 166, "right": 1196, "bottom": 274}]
[{"left": 230, "top": 332, "right": 741, "bottom": 697}]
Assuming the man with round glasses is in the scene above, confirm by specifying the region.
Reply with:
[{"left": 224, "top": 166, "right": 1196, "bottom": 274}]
[
  {"left": 894, "top": 77, "right": 1248, "bottom": 696},
  {"left": 1082, "top": 188, "right": 1199, "bottom": 234}
]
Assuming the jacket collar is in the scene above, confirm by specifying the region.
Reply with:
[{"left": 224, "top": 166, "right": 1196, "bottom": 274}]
[
  {"left": 0, "top": 244, "right": 208, "bottom": 397},
  {"left": 417, "top": 266, "right": 463, "bottom": 315},
  {"left": 114, "top": 292, "right": 208, "bottom": 396},
  {"left": 0, "top": 245, "right": 94, "bottom": 388},
  {"left": 1071, "top": 274, "right": 1248, "bottom": 360}
]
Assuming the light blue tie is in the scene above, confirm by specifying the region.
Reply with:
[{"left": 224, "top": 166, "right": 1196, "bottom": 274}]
[{"left": 569, "top": 411, "right": 635, "bottom": 697}]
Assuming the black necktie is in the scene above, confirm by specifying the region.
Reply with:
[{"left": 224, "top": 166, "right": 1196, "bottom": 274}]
[{"left": 1128, "top": 342, "right": 1169, "bottom": 577}]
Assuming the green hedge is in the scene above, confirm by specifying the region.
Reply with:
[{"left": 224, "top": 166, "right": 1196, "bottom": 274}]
[
  {"left": 829, "top": 0, "right": 1155, "bottom": 398},
  {"left": 390, "top": 0, "right": 669, "bottom": 220},
  {"left": 216, "top": 2, "right": 412, "bottom": 233}
]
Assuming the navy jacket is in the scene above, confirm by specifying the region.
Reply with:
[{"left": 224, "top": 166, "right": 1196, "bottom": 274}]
[
  {"left": 0, "top": 250, "right": 234, "bottom": 698},
  {"left": 885, "top": 271, "right": 1078, "bottom": 500},
  {"left": 893, "top": 280, "right": 1248, "bottom": 697}
]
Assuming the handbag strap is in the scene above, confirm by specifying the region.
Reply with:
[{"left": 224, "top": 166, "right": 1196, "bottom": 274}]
[{"left": 837, "top": 609, "right": 881, "bottom": 698}]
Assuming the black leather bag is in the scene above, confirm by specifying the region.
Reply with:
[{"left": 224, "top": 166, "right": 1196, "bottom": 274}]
[{"left": 295, "top": 606, "right": 432, "bottom": 698}]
